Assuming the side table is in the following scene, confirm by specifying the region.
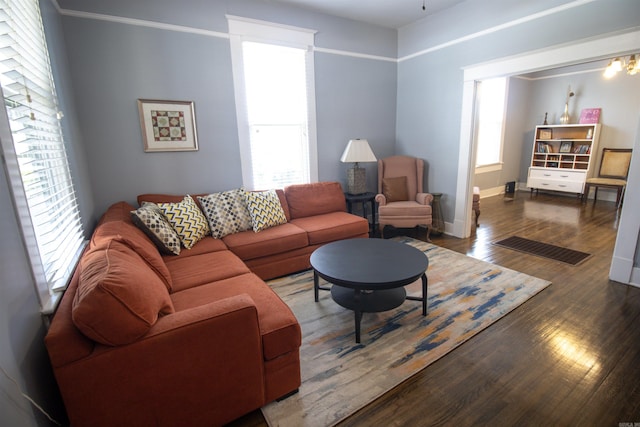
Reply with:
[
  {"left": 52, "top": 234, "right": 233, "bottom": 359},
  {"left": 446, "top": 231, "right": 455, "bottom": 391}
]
[
  {"left": 430, "top": 193, "right": 444, "bottom": 236},
  {"left": 345, "top": 192, "right": 376, "bottom": 236}
]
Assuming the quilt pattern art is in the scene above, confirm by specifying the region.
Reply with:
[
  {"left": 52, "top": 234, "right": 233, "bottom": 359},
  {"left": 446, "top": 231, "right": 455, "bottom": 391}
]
[{"left": 151, "top": 110, "right": 187, "bottom": 141}]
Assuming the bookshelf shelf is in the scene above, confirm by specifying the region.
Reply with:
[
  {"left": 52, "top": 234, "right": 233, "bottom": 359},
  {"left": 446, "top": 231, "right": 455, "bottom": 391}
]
[{"left": 527, "top": 124, "right": 601, "bottom": 195}]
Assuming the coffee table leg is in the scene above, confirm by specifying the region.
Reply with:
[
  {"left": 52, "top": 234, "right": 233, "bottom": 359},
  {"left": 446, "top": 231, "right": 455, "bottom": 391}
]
[
  {"left": 421, "top": 273, "right": 427, "bottom": 316},
  {"left": 355, "top": 309, "right": 363, "bottom": 343},
  {"left": 314, "top": 270, "right": 319, "bottom": 302}
]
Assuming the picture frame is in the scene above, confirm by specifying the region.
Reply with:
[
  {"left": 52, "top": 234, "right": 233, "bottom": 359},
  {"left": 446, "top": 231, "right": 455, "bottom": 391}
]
[
  {"left": 539, "top": 128, "right": 552, "bottom": 140},
  {"left": 559, "top": 141, "right": 573, "bottom": 153},
  {"left": 579, "top": 108, "right": 601, "bottom": 124},
  {"left": 137, "top": 99, "right": 198, "bottom": 152}
]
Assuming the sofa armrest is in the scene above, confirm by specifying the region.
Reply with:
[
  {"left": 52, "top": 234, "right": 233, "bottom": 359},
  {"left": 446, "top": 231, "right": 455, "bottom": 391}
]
[
  {"left": 54, "top": 294, "right": 267, "bottom": 426},
  {"left": 375, "top": 193, "right": 387, "bottom": 206},
  {"left": 416, "top": 192, "right": 433, "bottom": 205}
]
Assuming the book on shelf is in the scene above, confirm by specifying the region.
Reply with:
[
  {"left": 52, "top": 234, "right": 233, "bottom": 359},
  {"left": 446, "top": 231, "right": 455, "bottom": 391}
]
[
  {"left": 573, "top": 144, "right": 591, "bottom": 154},
  {"left": 537, "top": 142, "right": 553, "bottom": 153}
]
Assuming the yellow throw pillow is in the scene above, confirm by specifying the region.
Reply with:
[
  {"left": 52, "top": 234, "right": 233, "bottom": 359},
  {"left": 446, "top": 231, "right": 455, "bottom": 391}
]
[
  {"left": 244, "top": 189, "right": 287, "bottom": 232},
  {"left": 158, "top": 195, "right": 210, "bottom": 249},
  {"left": 382, "top": 176, "right": 409, "bottom": 202}
]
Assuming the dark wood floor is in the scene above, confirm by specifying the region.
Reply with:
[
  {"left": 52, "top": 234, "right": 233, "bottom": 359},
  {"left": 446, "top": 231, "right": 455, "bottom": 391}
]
[{"left": 231, "top": 191, "right": 640, "bottom": 426}]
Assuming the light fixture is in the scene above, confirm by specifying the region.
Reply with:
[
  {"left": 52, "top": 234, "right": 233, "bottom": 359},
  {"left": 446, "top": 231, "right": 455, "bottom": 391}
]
[
  {"left": 603, "top": 54, "right": 640, "bottom": 78},
  {"left": 340, "top": 138, "right": 376, "bottom": 195}
]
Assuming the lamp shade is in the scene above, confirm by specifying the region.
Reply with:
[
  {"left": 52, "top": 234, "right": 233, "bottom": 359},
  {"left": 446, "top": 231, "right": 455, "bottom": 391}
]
[{"left": 340, "top": 139, "right": 377, "bottom": 163}]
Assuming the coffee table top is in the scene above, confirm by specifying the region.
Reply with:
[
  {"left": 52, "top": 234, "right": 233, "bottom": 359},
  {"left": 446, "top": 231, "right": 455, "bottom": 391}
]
[{"left": 310, "top": 238, "right": 428, "bottom": 291}]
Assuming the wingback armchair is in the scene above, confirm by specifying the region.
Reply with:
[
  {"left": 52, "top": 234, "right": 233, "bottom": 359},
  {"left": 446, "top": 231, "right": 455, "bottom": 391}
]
[{"left": 375, "top": 156, "right": 433, "bottom": 240}]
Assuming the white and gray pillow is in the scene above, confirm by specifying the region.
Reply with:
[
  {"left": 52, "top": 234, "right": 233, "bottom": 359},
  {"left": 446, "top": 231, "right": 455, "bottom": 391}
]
[
  {"left": 198, "top": 188, "right": 253, "bottom": 239},
  {"left": 131, "top": 202, "right": 181, "bottom": 255}
]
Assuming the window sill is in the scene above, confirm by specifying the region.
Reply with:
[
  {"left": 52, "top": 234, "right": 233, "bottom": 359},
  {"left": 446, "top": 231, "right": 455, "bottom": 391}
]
[{"left": 475, "top": 163, "right": 503, "bottom": 174}]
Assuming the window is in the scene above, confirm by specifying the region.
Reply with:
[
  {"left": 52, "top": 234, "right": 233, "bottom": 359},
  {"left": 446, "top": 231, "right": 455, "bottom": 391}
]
[
  {"left": 0, "top": 0, "right": 85, "bottom": 313},
  {"left": 228, "top": 16, "right": 318, "bottom": 190},
  {"left": 475, "top": 77, "right": 508, "bottom": 171}
]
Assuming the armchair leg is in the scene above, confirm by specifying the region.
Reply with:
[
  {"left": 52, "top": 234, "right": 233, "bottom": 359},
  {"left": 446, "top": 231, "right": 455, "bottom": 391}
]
[{"left": 425, "top": 225, "right": 432, "bottom": 243}]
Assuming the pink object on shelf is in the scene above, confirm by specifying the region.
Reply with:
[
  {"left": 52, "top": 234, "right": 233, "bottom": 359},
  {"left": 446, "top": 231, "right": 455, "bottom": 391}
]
[{"left": 579, "top": 108, "right": 601, "bottom": 124}]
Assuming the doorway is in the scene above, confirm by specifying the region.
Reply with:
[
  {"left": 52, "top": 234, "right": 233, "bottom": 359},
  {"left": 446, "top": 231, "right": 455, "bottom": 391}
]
[{"left": 454, "top": 29, "right": 640, "bottom": 240}]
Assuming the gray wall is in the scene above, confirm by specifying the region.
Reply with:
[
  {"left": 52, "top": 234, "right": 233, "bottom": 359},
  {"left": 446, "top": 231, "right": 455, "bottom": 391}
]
[
  {"left": 58, "top": 0, "right": 398, "bottom": 216},
  {"left": 0, "top": 0, "right": 92, "bottom": 425},
  {"left": 397, "top": 0, "right": 640, "bottom": 222},
  {"left": 3, "top": 0, "right": 640, "bottom": 425}
]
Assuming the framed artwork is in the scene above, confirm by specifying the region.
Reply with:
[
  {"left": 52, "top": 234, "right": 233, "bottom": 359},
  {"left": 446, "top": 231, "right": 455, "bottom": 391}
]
[
  {"left": 559, "top": 141, "right": 573, "bottom": 153},
  {"left": 579, "top": 108, "right": 601, "bottom": 124},
  {"left": 137, "top": 99, "right": 198, "bottom": 152}
]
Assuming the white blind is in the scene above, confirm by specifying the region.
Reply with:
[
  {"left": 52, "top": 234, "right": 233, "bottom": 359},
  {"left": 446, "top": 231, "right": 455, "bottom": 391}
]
[
  {"left": 0, "top": 0, "right": 85, "bottom": 312},
  {"left": 228, "top": 16, "right": 318, "bottom": 191},
  {"left": 243, "top": 41, "right": 310, "bottom": 190}
]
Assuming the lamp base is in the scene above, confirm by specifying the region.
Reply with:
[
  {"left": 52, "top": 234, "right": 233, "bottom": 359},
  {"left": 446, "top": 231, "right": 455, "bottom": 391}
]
[{"left": 346, "top": 166, "right": 367, "bottom": 195}]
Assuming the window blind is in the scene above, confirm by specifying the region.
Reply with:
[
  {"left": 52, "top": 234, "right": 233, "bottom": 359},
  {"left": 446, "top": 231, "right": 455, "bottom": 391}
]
[
  {"left": 243, "top": 41, "right": 310, "bottom": 190},
  {"left": 0, "top": 0, "right": 85, "bottom": 313},
  {"left": 228, "top": 16, "right": 318, "bottom": 191}
]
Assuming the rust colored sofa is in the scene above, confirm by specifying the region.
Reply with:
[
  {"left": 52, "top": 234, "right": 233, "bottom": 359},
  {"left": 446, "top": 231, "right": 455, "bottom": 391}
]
[{"left": 45, "top": 182, "right": 368, "bottom": 427}]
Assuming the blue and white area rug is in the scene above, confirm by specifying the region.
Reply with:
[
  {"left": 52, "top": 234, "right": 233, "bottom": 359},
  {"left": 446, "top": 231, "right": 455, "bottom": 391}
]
[{"left": 262, "top": 237, "right": 551, "bottom": 427}]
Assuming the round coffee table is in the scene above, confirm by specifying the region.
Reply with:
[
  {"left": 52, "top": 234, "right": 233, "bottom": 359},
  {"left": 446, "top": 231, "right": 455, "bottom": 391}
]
[{"left": 310, "top": 238, "right": 429, "bottom": 343}]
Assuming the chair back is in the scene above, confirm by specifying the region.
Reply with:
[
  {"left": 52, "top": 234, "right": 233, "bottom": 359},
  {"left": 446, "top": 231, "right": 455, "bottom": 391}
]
[
  {"left": 598, "top": 148, "right": 632, "bottom": 179},
  {"left": 377, "top": 156, "right": 424, "bottom": 198}
]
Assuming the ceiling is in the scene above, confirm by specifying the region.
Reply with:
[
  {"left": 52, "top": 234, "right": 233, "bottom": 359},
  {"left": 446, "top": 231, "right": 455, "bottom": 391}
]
[{"left": 272, "top": 0, "right": 468, "bottom": 29}]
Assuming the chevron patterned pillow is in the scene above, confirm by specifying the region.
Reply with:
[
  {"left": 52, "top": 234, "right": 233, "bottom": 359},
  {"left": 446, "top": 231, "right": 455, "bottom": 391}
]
[
  {"left": 158, "top": 195, "right": 210, "bottom": 249},
  {"left": 245, "top": 189, "right": 287, "bottom": 232}
]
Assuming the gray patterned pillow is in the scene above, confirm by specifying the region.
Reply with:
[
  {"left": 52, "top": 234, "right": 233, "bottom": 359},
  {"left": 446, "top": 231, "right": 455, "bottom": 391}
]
[
  {"left": 131, "top": 202, "right": 181, "bottom": 255},
  {"left": 197, "top": 189, "right": 253, "bottom": 239}
]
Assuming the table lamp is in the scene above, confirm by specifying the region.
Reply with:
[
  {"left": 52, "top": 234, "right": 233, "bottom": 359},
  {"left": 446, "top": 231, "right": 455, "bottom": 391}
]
[{"left": 340, "top": 138, "right": 376, "bottom": 195}]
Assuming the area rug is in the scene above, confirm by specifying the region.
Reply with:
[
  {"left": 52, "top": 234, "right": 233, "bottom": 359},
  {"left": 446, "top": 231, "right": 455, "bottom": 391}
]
[
  {"left": 493, "top": 235, "right": 591, "bottom": 265},
  {"left": 261, "top": 237, "right": 551, "bottom": 427}
]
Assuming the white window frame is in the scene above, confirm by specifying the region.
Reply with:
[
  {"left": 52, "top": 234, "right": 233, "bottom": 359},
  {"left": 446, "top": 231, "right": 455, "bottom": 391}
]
[
  {"left": 474, "top": 77, "right": 509, "bottom": 174},
  {"left": 227, "top": 15, "right": 319, "bottom": 189},
  {"left": 0, "top": 0, "right": 86, "bottom": 314}
]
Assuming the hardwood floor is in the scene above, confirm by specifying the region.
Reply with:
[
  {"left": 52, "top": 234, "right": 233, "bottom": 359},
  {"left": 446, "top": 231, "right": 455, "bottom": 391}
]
[{"left": 231, "top": 191, "right": 640, "bottom": 426}]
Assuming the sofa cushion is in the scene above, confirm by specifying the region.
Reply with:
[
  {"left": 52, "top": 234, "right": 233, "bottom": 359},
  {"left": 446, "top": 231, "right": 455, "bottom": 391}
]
[
  {"left": 164, "top": 250, "right": 251, "bottom": 292},
  {"left": 72, "top": 238, "right": 175, "bottom": 346},
  {"left": 157, "top": 195, "right": 210, "bottom": 249},
  {"left": 222, "top": 223, "right": 308, "bottom": 261},
  {"left": 382, "top": 176, "right": 409, "bottom": 202},
  {"left": 170, "top": 273, "right": 301, "bottom": 361},
  {"left": 197, "top": 189, "right": 253, "bottom": 238},
  {"left": 245, "top": 189, "right": 287, "bottom": 232},
  {"left": 290, "top": 212, "right": 369, "bottom": 245},
  {"left": 131, "top": 202, "right": 181, "bottom": 255},
  {"left": 284, "top": 182, "right": 346, "bottom": 219},
  {"left": 91, "top": 217, "right": 173, "bottom": 291},
  {"left": 97, "top": 201, "right": 137, "bottom": 223},
  {"left": 163, "top": 236, "right": 228, "bottom": 260}
]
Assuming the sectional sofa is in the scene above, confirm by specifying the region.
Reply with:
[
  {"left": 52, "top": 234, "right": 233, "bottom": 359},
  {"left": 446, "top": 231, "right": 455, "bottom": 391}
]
[{"left": 45, "top": 181, "right": 369, "bottom": 426}]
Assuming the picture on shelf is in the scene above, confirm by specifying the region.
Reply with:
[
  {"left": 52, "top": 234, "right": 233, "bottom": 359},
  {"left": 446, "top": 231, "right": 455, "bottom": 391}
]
[
  {"left": 559, "top": 141, "right": 573, "bottom": 153},
  {"left": 579, "top": 108, "right": 601, "bottom": 124},
  {"left": 539, "top": 129, "right": 552, "bottom": 140}
]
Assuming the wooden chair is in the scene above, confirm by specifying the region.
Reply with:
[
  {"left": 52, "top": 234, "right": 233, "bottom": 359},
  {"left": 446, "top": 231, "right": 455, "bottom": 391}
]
[
  {"left": 375, "top": 156, "right": 433, "bottom": 240},
  {"left": 582, "top": 148, "right": 632, "bottom": 208}
]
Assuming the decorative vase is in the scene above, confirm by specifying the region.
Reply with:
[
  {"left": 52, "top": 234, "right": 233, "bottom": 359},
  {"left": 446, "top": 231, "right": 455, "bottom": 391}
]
[{"left": 559, "top": 102, "right": 570, "bottom": 124}]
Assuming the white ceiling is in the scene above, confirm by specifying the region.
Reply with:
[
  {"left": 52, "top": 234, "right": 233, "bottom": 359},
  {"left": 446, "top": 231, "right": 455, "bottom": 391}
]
[{"left": 272, "top": 0, "right": 468, "bottom": 29}]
